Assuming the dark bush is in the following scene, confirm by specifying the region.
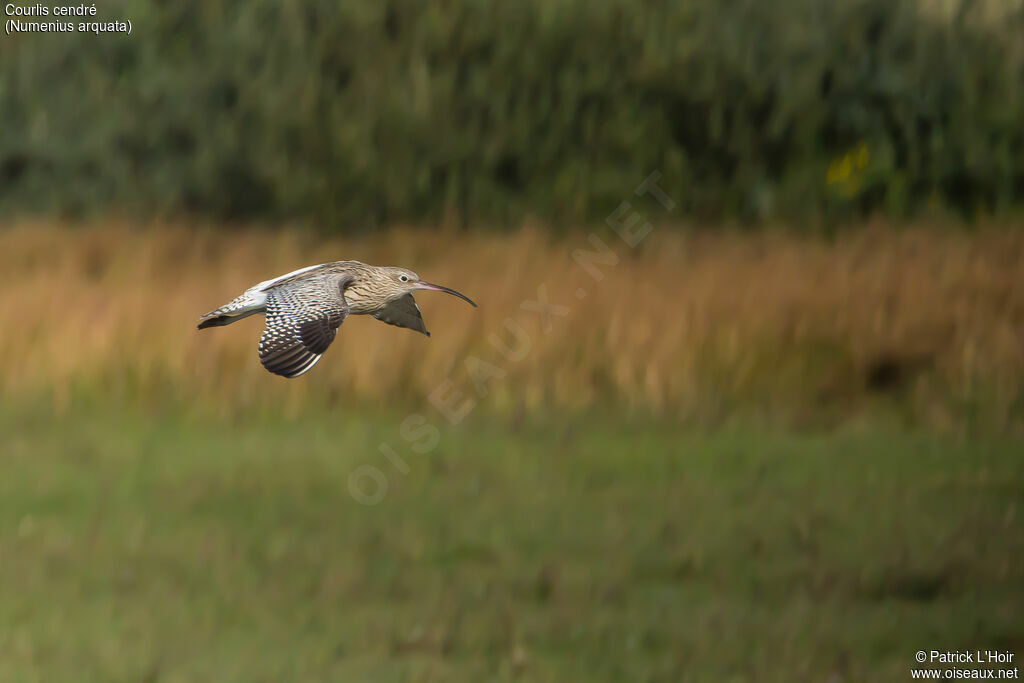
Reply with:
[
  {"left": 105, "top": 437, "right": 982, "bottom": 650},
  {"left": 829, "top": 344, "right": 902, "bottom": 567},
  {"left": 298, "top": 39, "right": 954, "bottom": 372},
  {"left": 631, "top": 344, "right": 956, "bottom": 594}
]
[{"left": 1, "top": 0, "right": 1022, "bottom": 229}]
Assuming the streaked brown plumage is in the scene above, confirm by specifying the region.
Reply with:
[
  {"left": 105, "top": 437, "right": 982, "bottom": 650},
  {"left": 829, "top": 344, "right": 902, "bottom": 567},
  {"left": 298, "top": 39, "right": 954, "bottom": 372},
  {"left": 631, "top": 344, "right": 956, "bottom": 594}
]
[{"left": 197, "top": 261, "right": 476, "bottom": 378}]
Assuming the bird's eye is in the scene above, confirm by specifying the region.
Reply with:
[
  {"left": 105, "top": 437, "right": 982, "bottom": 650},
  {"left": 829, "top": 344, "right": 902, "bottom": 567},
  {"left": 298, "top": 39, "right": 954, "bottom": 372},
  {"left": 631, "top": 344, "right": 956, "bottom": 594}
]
[{"left": 399, "top": 275, "right": 409, "bottom": 282}]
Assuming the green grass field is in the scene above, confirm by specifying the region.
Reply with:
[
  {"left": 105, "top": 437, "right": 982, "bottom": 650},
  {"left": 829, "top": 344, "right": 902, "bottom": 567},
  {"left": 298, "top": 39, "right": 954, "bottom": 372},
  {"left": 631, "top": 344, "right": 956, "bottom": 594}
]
[{"left": 0, "top": 407, "right": 1021, "bottom": 682}]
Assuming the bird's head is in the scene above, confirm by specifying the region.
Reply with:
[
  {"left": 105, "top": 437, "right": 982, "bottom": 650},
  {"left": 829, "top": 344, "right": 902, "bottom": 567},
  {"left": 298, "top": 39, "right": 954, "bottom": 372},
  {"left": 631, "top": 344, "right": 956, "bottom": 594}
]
[{"left": 382, "top": 267, "right": 478, "bottom": 307}]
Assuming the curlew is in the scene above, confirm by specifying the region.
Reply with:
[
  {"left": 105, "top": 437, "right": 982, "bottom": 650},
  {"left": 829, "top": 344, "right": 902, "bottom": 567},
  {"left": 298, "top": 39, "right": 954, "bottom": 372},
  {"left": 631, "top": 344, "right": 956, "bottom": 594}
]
[{"left": 197, "top": 261, "right": 476, "bottom": 378}]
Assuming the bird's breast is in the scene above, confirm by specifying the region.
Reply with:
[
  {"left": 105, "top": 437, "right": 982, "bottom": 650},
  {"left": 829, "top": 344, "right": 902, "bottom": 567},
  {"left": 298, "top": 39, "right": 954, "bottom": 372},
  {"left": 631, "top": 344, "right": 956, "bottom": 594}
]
[{"left": 342, "top": 285, "right": 377, "bottom": 315}]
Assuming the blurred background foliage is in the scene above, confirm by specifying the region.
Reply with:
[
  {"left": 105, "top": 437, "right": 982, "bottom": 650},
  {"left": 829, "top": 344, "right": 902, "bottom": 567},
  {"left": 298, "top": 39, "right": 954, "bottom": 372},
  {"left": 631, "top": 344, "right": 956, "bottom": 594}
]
[{"left": 2, "top": 0, "right": 1023, "bottom": 229}]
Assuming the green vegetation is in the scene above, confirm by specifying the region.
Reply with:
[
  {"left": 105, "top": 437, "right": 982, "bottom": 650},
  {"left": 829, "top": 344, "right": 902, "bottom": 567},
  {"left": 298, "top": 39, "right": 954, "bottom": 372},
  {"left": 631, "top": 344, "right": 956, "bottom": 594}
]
[
  {"left": 2, "top": 0, "right": 1023, "bottom": 227},
  {"left": 1, "top": 406, "right": 1020, "bottom": 681}
]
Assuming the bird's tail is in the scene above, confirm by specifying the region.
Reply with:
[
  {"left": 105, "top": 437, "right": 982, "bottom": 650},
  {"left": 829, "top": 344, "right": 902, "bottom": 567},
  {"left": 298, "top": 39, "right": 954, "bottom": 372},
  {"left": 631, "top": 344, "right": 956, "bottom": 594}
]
[{"left": 197, "top": 291, "right": 267, "bottom": 329}]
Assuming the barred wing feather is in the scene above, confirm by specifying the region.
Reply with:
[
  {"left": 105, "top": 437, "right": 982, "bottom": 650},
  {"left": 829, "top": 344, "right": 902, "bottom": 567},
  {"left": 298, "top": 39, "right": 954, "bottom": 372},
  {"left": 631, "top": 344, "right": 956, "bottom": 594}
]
[{"left": 257, "top": 276, "right": 352, "bottom": 378}]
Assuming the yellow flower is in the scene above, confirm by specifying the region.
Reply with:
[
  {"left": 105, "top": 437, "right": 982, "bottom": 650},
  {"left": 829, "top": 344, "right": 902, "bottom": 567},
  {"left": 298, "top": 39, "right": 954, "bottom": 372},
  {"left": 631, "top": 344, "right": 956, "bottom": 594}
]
[
  {"left": 855, "top": 142, "right": 869, "bottom": 169},
  {"left": 826, "top": 142, "right": 869, "bottom": 198}
]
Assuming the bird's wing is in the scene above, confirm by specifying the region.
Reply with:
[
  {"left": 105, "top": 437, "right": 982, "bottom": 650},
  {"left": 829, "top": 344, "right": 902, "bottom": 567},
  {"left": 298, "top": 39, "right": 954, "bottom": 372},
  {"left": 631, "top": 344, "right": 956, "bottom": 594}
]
[
  {"left": 372, "top": 293, "right": 429, "bottom": 336},
  {"left": 258, "top": 276, "right": 352, "bottom": 378}
]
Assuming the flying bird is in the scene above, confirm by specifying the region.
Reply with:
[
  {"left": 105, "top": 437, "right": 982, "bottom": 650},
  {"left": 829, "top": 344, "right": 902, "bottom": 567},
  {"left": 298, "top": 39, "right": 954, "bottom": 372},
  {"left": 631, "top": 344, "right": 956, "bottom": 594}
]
[{"left": 197, "top": 262, "right": 477, "bottom": 378}]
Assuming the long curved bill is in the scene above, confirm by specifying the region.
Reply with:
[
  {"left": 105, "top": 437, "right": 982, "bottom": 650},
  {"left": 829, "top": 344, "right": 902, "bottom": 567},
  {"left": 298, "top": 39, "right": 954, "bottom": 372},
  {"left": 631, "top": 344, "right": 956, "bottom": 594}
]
[{"left": 416, "top": 281, "right": 478, "bottom": 307}]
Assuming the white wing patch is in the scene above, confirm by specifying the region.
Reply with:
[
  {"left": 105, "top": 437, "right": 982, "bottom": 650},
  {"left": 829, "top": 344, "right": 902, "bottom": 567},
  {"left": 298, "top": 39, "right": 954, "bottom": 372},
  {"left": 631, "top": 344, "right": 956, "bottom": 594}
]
[{"left": 253, "top": 263, "right": 327, "bottom": 292}]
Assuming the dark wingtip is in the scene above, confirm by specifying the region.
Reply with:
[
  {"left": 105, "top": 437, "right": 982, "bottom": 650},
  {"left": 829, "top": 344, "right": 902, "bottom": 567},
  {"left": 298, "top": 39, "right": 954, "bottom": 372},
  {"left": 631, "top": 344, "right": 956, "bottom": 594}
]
[{"left": 197, "top": 315, "right": 226, "bottom": 329}]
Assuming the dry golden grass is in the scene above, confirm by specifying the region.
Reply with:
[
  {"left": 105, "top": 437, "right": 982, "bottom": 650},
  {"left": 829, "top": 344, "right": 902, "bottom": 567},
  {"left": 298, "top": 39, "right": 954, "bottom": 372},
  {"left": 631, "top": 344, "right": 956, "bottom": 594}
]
[{"left": 1, "top": 220, "right": 1022, "bottom": 430}]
